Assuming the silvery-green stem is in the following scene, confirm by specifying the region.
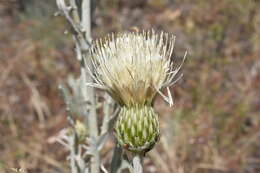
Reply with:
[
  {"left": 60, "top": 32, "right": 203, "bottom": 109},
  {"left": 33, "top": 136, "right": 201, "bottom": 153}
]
[
  {"left": 70, "top": 134, "right": 78, "bottom": 173},
  {"left": 133, "top": 155, "right": 143, "bottom": 173},
  {"left": 101, "top": 94, "right": 113, "bottom": 135},
  {"left": 80, "top": 0, "right": 100, "bottom": 172},
  {"left": 56, "top": 0, "right": 100, "bottom": 172}
]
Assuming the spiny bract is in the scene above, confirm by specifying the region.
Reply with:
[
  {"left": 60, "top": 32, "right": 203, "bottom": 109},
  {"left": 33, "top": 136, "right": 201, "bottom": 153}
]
[{"left": 115, "top": 105, "right": 160, "bottom": 154}]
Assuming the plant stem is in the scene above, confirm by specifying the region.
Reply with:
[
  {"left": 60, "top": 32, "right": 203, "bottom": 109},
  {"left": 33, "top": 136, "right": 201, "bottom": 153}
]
[
  {"left": 133, "top": 155, "right": 143, "bottom": 173},
  {"left": 81, "top": 0, "right": 100, "bottom": 172},
  {"left": 70, "top": 134, "right": 78, "bottom": 173},
  {"left": 57, "top": 0, "right": 100, "bottom": 172}
]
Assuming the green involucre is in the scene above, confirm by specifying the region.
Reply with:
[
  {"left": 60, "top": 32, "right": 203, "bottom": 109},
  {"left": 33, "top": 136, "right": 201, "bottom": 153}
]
[{"left": 115, "top": 105, "right": 160, "bottom": 154}]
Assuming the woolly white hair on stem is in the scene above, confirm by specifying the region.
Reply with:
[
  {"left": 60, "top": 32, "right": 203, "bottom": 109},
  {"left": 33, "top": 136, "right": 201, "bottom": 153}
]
[{"left": 86, "top": 30, "right": 186, "bottom": 107}]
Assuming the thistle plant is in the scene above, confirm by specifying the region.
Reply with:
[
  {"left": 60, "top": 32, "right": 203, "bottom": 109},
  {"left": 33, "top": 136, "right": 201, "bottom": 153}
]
[
  {"left": 55, "top": 0, "right": 186, "bottom": 172},
  {"left": 87, "top": 31, "right": 186, "bottom": 155}
]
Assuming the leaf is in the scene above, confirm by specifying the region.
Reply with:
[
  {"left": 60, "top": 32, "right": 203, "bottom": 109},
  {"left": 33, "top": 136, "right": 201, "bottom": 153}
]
[
  {"left": 111, "top": 145, "right": 132, "bottom": 173},
  {"left": 59, "top": 75, "right": 91, "bottom": 118},
  {"left": 111, "top": 145, "right": 123, "bottom": 173}
]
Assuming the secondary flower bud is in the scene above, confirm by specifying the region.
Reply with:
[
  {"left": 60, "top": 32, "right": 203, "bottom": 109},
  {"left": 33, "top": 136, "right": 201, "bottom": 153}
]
[{"left": 75, "top": 120, "right": 88, "bottom": 143}]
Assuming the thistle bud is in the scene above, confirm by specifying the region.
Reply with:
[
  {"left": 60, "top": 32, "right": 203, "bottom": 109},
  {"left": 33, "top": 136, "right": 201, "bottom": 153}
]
[
  {"left": 115, "top": 106, "right": 160, "bottom": 154},
  {"left": 75, "top": 120, "right": 88, "bottom": 143}
]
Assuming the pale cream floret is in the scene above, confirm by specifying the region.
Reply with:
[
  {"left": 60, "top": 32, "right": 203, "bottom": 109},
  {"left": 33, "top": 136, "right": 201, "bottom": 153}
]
[{"left": 87, "top": 30, "right": 186, "bottom": 107}]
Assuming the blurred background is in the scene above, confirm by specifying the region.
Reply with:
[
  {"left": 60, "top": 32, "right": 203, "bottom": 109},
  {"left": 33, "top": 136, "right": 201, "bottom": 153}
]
[{"left": 0, "top": 0, "right": 259, "bottom": 172}]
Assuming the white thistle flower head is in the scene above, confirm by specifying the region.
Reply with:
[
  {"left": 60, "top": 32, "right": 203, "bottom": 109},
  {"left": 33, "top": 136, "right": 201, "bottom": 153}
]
[{"left": 87, "top": 30, "right": 186, "bottom": 107}]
